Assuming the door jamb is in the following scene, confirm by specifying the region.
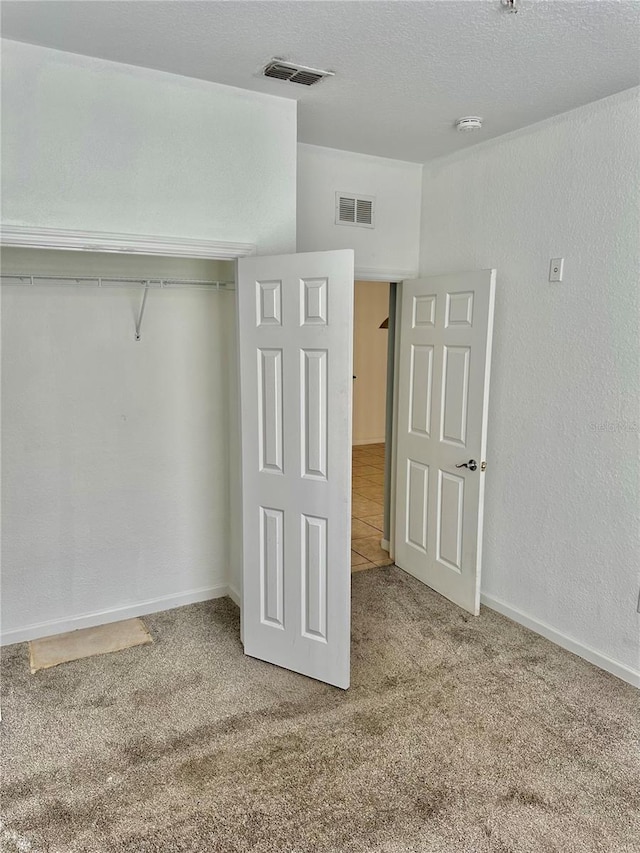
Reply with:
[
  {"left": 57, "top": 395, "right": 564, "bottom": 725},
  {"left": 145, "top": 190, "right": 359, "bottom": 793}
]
[
  {"left": 382, "top": 283, "right": 398, "bottom": 551},
  {"left": 388, "top": 281, "right": 405, "bottom": 560}
]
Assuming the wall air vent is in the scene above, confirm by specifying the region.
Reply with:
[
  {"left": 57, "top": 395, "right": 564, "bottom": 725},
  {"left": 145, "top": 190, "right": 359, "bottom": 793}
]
[
  {"left": 262, "top": 59, "right": 334, "bottom": 86},
  {"left": 335, "top": 193, "right": 375, "bottom": 228}
]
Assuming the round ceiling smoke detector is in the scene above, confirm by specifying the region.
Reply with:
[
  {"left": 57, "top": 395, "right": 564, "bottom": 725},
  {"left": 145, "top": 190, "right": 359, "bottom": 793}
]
[{"left": 455, "top": 116, "right": 483, "bottom": 132}]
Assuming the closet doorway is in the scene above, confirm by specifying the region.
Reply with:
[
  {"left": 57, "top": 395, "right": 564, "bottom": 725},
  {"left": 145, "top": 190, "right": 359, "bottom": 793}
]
[
  {"left": 351, "top": 280, "right": 394, "bottom": 573},
  {"left": 0, "top": 244, "right": 238, "bottom": 650}
]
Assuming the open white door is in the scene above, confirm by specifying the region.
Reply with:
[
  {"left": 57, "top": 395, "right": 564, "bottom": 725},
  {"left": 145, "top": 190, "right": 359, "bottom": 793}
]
[
  {"left": 237, "top": 250, "right": 354, "bottom": 689},
  {"left": 394, "top": 270, "right": 496, "bottom": 615}
]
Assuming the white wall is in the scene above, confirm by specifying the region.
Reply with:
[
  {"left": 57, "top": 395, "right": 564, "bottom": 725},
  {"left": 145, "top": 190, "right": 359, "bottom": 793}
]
[
  {"left": 297, "top": 144, "right": 422, "bottom": 279},
  {"left": 419, "top": 88, "right": 640, "bottom": 682},
  {"left": 1, "top": 40, "right": 297, "bottom": 254},
  {"left": 353, "top": 281, "right": 389, "bottom": 445}
]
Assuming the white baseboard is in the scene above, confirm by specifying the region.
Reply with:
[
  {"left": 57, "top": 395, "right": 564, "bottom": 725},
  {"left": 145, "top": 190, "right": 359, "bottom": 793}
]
[
  {"left": 381, "top": 539, "right": 390, "bottom": 552},
  {"left": 1, "top": 583, "right": 232, "bottom": 646},
  {"left": 353, "top": 437, "right": 386, "bottom": 446},
  {"left": 480, "top": 592, "right": 640, "bottom": 689}
]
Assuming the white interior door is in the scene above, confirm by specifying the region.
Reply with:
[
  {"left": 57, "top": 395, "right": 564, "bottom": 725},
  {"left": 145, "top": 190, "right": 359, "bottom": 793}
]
[
  {"left": 237, "top": 250, "right": 354, "bottom": 689},
  {"left": 394, "top": 270, "right": 496, "bottom": 615}
]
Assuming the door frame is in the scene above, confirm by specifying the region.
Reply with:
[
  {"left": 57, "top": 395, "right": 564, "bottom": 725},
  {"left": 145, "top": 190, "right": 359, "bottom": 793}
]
[
  {"left": 1, "top": 222, "right": 255, "bottom": 615},
  {"left": 352, "top": 277, "right": 407, "bottom": 561},
  {"left": 2, "top": 223, "right": 411, "bottom": 618},
  {"left": 352, "top": 276, "right": 414, "bottom": 563},
  {"left": 391, "top": 271, "right": 496, "bottom": 614},
  {"left": 388, "top": 281, "right": 402, "bottom": 561}
]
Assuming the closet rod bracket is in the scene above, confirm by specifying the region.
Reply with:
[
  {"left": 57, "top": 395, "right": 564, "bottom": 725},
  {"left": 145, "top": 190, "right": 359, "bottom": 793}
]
[{"left": 135, "top": 282, "right": 150, "bottom": 341}]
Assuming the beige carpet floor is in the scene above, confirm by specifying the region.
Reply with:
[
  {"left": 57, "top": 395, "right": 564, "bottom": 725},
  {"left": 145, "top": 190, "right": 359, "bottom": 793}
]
[{"left": 2, "top": 567, "right": 639, "bottom": 853}]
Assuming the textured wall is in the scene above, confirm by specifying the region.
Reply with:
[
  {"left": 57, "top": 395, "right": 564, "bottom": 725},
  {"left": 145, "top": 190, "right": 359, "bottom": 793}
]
[
  {"left": 419, "top": 88, "right": 640, "bottom": 677},
  {"left": 1, "top": 40, "right": 297, "bottom": 254},
  {"left": 1, "top": 250, "right": 237, "bottom": 641},
  {"left": 297, "top": 144, "right": 422, "bottom": 278}
]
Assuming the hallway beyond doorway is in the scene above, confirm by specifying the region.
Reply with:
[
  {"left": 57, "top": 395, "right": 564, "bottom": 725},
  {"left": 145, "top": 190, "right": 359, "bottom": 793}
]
[{"left": 351, "top": 443, "right": 393, "bottom": 572}]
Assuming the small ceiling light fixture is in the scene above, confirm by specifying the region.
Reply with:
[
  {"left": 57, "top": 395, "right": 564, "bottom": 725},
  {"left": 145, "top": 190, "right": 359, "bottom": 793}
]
[
  {"left": 501, "top": 0, "right": 518, "bottom": 11},
  {"left": 455, "top": 116, "right": 483, "bottom": 132}
]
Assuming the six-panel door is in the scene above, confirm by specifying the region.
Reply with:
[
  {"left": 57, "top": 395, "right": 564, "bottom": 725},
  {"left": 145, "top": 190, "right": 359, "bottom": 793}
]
[
  {"left": 237, "top": 251, "right": 354, "bottom": 689},
  {"left": 394, "top": 271, "right": 496, "bottom": 615}
]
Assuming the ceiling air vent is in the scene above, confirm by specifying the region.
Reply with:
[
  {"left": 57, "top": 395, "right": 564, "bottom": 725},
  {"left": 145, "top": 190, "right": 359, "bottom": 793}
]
[
  {"left": 335, "top": 193, "right": 375, "bottom": 228},
  {"left": 262, "top": 59, "right": 334, "bottom": 86}
]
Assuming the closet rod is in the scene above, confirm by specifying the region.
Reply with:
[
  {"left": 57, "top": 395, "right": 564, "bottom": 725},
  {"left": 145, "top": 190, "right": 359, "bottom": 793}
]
[
  {"left": 0, "top": 274, "right": 235, "bottom": 290},
  {"left": 1, "top": 273, "right": 236, "bottom": 340}
]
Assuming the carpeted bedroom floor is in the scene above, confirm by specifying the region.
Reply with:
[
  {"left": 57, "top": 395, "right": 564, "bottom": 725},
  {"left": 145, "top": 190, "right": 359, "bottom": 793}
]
[{"left": 2, "top": 566, "right": 639, "bottom": 853}]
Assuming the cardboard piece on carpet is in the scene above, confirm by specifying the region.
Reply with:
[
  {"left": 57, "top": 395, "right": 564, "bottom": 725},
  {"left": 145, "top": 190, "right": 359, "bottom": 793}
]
[{"left": 29, "top": 618, "right": 153, "bottom": 673}]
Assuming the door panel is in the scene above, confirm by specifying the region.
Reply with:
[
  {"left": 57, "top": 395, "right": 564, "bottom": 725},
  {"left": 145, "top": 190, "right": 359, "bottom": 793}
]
[
  {"left": 301, "top": 349, "right": 328, "bottom": 478},
  {"left": 395, "top": 270, "right": 496, "bottom": 615},
  {"left": 441, "top": 345, "right": 470, "bottom": 445},
  {"left": 237, "top": 250, "right": 354, "bottom": 689},
  {"left": 409, "top": 344, "right": 433, "bottom": 435},
  {"left": 406, "top": 459, "right": 429, "bottom": 552},
  {"left": 258, "top": 348, "right": 284, "bottom": 472}
]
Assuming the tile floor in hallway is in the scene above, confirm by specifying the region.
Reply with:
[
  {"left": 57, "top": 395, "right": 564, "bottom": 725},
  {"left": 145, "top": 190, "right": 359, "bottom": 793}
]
[{"left": 351, "top": 442, "right": 394, "bottom": 572}]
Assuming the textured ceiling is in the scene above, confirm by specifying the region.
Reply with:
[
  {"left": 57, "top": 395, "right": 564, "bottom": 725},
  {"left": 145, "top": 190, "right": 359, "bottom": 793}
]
[{"left": 2, "top": 0, "right": 639, "bottom": 163}]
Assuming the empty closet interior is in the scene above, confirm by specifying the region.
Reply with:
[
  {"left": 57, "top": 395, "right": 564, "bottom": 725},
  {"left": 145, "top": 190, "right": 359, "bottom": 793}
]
[{"left": 1, "top": 247, "right": 237, "bottom": 643}]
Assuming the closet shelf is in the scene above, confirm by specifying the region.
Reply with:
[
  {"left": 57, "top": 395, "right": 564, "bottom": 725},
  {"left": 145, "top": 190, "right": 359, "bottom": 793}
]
[{"left": 1, "top": 274, "right": 236, "bottom": 341}]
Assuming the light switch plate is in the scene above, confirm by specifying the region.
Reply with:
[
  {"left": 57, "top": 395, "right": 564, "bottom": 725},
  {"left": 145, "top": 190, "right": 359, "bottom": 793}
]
[{"left": 549, "top": 258, "right": 564, "bottom": 282}]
